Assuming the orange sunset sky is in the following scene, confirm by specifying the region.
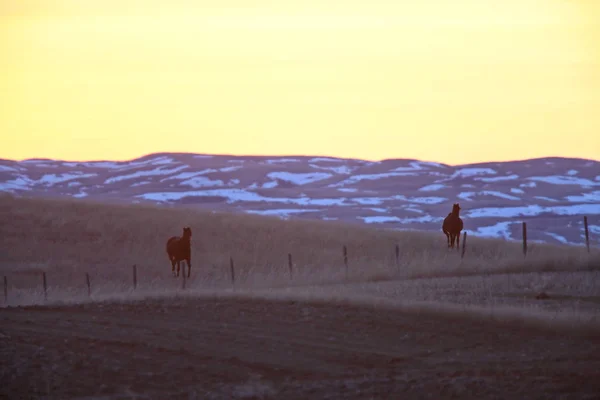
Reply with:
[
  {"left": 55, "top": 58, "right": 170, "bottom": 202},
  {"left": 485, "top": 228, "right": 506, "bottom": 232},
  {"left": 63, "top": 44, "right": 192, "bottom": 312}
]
[{"left": 1, "top": 0, "right": 599, "bottom": 165}]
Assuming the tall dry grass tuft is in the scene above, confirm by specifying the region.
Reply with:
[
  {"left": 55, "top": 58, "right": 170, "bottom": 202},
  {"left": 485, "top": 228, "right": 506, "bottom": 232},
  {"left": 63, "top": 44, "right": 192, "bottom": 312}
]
[{"left": 1, "top": 196, "right": 598, "bottom": 297}]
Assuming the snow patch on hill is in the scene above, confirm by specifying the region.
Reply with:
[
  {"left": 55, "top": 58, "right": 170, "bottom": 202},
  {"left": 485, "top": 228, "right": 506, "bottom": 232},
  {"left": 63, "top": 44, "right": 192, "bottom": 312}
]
[
  {"left": 451, "top": 168, "right": 497, "bottom": 178},
  {"left": 131, "top": 181, "right": 151, "bottom": 187},
  {"left": 408, "top": 196, "right": 447, "bottom": 205},
  {"left": 268, "top": 172, "right": 332, "bottom": 185},
  {"left": 469, "top": 221, "right": 514, "bottom": 241},
  {"left": 359, "top": 216, "right": 401, "bottom": 224},
  {"left": 565, "top": 191, "right": 600, "bottom": 202},
  {"left": 137, "top": 189, "right": 348, "bottom": 206},
  {"left": 520, "top": 182, "right": 537, "bottom": 188},
  {"left": 310, "top": 164, "right": 354, "bottom": 174},
  {"left": 309, "top": 157, "right": 344, "bottom": 163},
  {"left": 419, "top": 184, "right": 446, "bottom": 192},
  {"left": 161, "top": 169, "right": 217, "bottom": 181},
  {"left": 331, "top": 172, "right": 418, "bottom": 187},
  {"left": 220, "top": 166, "right": 242, "bottom": 173},
  {"left": 527, "top": 176, "right": 600, "bottom": 187},
  {"left": 39, "top": 173, "right": 97, "bottom": 186},
  {"left": 265, "top": 158, "right": 300, "bottom": 164},
  {"left": 534, "top": 196, "right": 558, "bottom": 203},
  {"left": 458, "top": 191, "right": 520, "bottom": 201},
  {"left": 262, "top": 181, "right": 278, "bottom": 189},
  {"left": 105, "top": 165, "right": 188, "bottom": 184},
  {"left": 468, "top": 204, "right": 600, "bottom": 218},
  {"left": 0, "top": 176, "right": 34, "bottom": 191},
  {"left": 353, "top": 197, "right": 385, "bottom": 205},
  {"left": 180, "top": 176, "right": 224, "bottom": 188},
  {"left": 245, "top": 209, "right": 322, "bottom": 218},
  {"left": 0, "top": 172, "right": 96, "bottom": 191},
  {"left": 62, "top": 161, "right": 122, "bottom": 169},
  {"left": 475, "top": 174, "right": 519, "bottom": 182},
  {"left": 545, "top": 232, "right": 569, "bottom": 244},
  {"left": 359, "top": 215, "right": 443, "bottom": 224},
  {"left": 0, "top": 165, "right": 21, "bottom": 172}
]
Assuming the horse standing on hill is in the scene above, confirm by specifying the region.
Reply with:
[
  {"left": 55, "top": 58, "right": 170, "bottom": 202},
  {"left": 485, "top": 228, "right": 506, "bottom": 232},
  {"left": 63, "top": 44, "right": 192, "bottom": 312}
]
[
  {"left": 442, "top": 203, "right": 463, "bottom": 250},
  {"left": 166, "top": 227, "right": 192, "bottom": 278}
]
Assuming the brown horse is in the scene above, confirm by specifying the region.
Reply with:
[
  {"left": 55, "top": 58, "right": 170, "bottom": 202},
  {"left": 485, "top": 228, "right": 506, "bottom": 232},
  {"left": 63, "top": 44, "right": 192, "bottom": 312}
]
[
  {"left": 166, "top": 227, "right": 192, "bottom": 277},
  {"left": 442, "top": 203, "right": 463, "bottom": 250}
]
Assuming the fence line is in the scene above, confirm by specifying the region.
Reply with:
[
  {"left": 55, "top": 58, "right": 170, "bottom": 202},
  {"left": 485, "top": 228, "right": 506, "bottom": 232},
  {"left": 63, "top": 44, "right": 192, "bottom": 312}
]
[
  {"left": 0, "top": 216, "right": 595, "bottom": 305},
  {"left": 42, "top": 272, "right": 47, "bottom": 301},
  {"left": 522, "top": 222, "right": 528, "bottom": 257},
  {"left": 86, "top": 273, "right": 91, "bottom": 297},
  {"left": 133, "top": 264, "right": 137, "bottom": 290},
  {"left": 343, "top": 245, "right": 348, "bottom": 279},
  {"left": 584, "top": 216, "right": 590, "bottom": 253}
]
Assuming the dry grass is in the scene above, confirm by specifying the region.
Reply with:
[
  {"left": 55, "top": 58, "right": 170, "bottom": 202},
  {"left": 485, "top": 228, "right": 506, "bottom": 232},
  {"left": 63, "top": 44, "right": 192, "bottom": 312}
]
[{"left": 1, "top": 195, "right": 598, "bottom": 315}]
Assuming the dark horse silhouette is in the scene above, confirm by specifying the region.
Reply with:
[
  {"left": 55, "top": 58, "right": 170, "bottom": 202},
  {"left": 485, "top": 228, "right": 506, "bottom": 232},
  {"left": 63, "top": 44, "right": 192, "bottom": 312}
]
[
  {"left": 442, "top": 203, "right": 463, "bottom": 249},
  {"left": 166, "top": 227, "right": 192, "bottom": 277}
]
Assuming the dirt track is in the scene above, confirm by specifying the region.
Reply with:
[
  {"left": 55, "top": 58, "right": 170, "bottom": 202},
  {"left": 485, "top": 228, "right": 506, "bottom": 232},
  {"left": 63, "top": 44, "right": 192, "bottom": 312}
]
[{"left": 1, "top": 297, "right": 600, "bottom": 399}]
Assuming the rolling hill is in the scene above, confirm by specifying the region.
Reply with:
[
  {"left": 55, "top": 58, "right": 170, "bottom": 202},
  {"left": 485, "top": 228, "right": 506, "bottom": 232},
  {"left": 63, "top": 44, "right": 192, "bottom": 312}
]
[{"left": 1, "top": 153, "right": 598, "bottom": 246}]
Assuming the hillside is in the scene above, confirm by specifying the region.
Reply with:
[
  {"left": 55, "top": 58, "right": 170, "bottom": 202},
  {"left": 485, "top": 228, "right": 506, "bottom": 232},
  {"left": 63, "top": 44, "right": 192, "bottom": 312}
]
[{"left": 1, "top": 153, "right": 598, "bottom": 246}]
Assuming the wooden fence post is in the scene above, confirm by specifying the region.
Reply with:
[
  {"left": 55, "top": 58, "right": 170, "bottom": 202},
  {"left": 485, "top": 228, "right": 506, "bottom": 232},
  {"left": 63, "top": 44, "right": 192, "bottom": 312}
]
[
  {"left": 461, "top": 232, "right": 467, "bottom": 259},
  {"left": 132, "top": 264, "right": 137, "bottom": 290},
  {"left": 86, "top": 273, "right": 91, "bottom": 297},
  {"left": 230, "top": 257, "right": 235, "bottom": 285},
  {"left": 395, "top": 244, "right": 400, "bottom": 269},
  {"left": 3, "top": 276, "right": 7, "bottom": 304},
  {"left": 42, "top": 272, "right": 47, "bottom": 301},
  {"left": 288, "top": 253, "right": 293, "bottom": 279},
  {"left": 522, "top": 222, "right": 527, "bottom": 257},
  {"left": 343, "top": 245, "right": 348, "bottom": 279},
  {"left": 584, "top": 216, "right": 590, "bottom": 253}
]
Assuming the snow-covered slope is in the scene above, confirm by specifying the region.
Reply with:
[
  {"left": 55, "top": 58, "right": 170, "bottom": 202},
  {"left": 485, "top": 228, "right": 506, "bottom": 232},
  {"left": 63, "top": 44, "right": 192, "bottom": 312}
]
[{"left": 1, "top": 153, "right": 599, "bottom": 246}]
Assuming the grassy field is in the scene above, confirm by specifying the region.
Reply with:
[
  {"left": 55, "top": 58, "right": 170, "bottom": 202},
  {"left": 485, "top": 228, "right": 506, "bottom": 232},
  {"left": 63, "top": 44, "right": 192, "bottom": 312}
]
[
  {"left": 2, "top": 194, "right": 600, "bottom": 399},
  {"left": 1, "top": 194, "right": 598, "bottom": 324}
]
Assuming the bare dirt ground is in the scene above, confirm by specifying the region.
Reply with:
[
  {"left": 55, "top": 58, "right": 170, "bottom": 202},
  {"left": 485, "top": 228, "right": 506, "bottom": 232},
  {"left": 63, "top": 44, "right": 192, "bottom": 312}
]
[{"left": 2, "top": 297, "right": 600, "bottom": 400}]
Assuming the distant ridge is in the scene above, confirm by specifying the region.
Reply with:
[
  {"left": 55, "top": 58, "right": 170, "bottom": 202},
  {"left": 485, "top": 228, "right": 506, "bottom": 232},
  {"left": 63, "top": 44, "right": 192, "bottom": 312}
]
[{"left": 1, "top": 152, "right": 598, "bottom": 246}]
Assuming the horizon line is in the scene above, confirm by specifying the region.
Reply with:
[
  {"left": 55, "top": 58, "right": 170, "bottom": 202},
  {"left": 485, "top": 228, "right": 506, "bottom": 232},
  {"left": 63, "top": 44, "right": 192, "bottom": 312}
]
[{"left": 1, "top": 151, "right": 599, "bottom": 167}]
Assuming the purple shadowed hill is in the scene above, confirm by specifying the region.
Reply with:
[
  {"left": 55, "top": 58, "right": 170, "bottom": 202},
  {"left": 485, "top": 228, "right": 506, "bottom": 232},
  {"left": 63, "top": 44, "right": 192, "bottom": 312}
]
[{"left": 1, "top": 153, "right": 599, "bottom": 246}]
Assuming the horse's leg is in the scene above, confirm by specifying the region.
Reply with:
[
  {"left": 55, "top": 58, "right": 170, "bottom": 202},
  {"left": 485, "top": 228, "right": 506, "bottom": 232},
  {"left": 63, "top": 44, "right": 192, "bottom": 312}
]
[
  {"left": 176, "top": 260, "right": 180, "bottom": 277},
  {"left": 451, "top": 233, "right": 456, "bottom": 249},
  {"left": 445, "top": 233, "right": 450, "bottom": 248},
  {"left": 186, "top": 258, "right": 191, "bottom": 278},
  {"left": 456, "top": 232, "right": 461, "bottom": 251},
  {"left": 170, "top": 258, "right": 176, "bottom": 277}
]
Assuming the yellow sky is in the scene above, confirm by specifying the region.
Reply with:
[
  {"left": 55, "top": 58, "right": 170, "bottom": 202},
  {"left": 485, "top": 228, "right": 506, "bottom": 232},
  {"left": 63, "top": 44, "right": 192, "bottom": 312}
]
[{"left": 1, "top": 0, "right": 599, "bottom": 164}]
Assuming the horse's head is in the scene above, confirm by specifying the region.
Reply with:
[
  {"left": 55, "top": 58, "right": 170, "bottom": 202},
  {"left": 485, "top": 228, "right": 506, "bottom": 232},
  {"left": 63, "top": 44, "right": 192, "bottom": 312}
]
[
  {"left": 452, "top": 203, "right": 461, "bottom": 215},
  {"left": 183, "top": 226, "right": 192, "bottom": 239}
]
